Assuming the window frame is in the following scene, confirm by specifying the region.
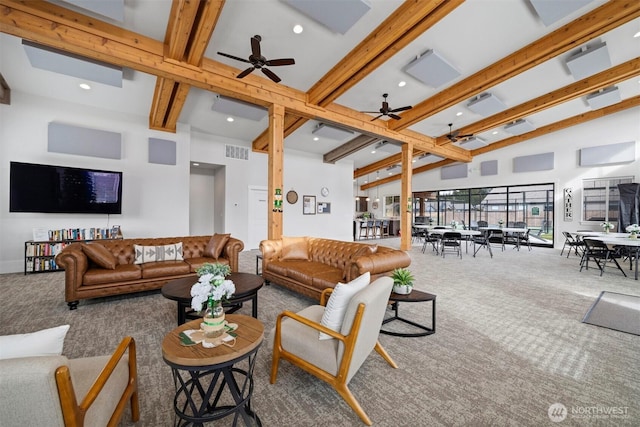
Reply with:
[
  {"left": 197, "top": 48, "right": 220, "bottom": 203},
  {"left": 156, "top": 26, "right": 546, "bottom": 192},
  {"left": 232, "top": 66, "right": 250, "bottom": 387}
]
[{"left": 581, "top": 176, "right": 634, "bottom": 225}]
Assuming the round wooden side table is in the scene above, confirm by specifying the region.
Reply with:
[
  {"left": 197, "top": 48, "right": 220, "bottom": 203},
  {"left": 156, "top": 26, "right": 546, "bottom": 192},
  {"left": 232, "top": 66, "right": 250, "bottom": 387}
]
[{"left": 162, "top": 314, "right": 264, "bottom": 426}]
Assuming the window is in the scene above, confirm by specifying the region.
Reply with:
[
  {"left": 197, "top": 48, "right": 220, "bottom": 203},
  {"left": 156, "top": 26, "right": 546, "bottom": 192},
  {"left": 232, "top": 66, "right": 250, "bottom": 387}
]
[
  {"left": 384, "top": 195, "right": 400, "bottom": 217},
  {"left": 582, "top": 177, "right": 634, "bottom": 224}
]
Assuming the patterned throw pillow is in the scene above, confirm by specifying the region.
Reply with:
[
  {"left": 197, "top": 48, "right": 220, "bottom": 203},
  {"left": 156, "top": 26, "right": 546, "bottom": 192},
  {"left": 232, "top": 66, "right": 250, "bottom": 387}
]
[{"left": 134, "top": 243, "right": 183, "bottom": 264}]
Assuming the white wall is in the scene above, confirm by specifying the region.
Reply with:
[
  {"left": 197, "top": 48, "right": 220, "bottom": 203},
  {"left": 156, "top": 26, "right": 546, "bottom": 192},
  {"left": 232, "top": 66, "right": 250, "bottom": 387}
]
[
  {"left": 189, "top": 168, "right": 215, "bottom": 235},
  {"left": 0, "top": 92, "right": 190, "bottom": 273}
]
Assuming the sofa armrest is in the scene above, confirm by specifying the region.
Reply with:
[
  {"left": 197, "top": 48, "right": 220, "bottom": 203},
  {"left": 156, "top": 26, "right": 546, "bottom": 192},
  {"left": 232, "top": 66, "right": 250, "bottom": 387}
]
[
  {"left": 259, "top": 239, "right": 282, "bottom": 272},
  {"left": 55, "top": 243, "right": 89, "bottom": 303},
  {"left": 223, "top": 237, "right": 244, "bottom": 272},
  {"left": 351, "top": 250, "right": 411, "bottom": 281}
]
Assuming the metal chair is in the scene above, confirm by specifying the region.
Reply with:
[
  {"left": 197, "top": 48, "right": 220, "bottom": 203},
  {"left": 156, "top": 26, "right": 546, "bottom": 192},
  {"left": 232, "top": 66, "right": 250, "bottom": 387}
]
[
  {"left": 488, "top": 229, "right": 505, "bottom": 251},
  {"left": 421, "top": 230, "right": 440, "bottom": 254},
  {"left": 561, "top": 231, "right": 584, "bottom": 257},
  {"left": 580, "top": 238, "right": 627, "bottom": 277},
  {"left": 472, "top": 230, "right": 493, "bottom": 258},
  {"left": 440, "top": 231, "right": 462, "bottom": 258}
]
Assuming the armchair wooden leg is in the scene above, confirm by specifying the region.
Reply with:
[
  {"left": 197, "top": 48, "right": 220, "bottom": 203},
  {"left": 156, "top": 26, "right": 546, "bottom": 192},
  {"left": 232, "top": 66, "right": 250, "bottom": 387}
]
[
  {"left": 374, "top": 341, "right": 398, "bottom": 369},
  {"left": 270, "top": 348, "right": 281, "bottom": 384},
  {"left": 335, "top": 384, "right": 372, "bottom": 426}
]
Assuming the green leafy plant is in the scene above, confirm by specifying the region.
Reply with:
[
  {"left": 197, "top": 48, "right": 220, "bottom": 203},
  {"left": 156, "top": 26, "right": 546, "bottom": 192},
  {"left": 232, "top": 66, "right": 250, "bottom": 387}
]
[
  {"left": 392, "top": 268, "right": 414, "bottom": 287},
  {"left": 196, "top": 263, "right": 231, "bottom": 277}
]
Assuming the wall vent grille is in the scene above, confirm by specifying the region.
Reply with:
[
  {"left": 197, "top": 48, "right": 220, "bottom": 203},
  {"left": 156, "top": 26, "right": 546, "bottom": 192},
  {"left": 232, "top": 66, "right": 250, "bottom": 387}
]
[{"left": 225, "top": 144, "right": 249, "bottom": 160}]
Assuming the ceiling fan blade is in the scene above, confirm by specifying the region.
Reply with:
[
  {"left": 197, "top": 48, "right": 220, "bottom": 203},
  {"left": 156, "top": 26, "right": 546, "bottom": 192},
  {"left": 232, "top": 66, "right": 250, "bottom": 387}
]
[
  {"left": 237, "top": 67, "right": 255, "bottom": 79},
  {"left": 250, "top": 35, "right": 261, "bottom": 58},
  {"left": 390, "top": 105, "right": 412, "bottom": 113},
  {"left": 265, "top": 58, "right": 295, "bottom": 67},
  {"left": 217, "top": 52, "right": 251, "bottom": 63},
  {"left": 370, "top": 114, "right": 384, "bottom": 121},
  {"left": 388, "top": 113, "right": 402, "bottom": 120},
  {"left": 261, "top": 67, "right": 281, "bottom": 83},
  {"left": 360, "top": 110, "right": 380, "bottom": 113}
]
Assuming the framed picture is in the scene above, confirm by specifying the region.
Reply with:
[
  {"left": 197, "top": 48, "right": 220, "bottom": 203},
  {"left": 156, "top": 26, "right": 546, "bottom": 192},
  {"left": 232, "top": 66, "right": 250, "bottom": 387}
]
[
  {"left": 303, "top": 195, "right": 316, "bottom": 215},
  {"left": 317, "top": 202, "right": 331, "bottom": 214}
]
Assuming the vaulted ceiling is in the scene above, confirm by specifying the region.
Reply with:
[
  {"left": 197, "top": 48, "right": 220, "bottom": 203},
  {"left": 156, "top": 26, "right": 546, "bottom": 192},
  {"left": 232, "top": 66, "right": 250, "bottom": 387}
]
[{"left": 1, "top": 0, "right": 639, "bottom": 191}]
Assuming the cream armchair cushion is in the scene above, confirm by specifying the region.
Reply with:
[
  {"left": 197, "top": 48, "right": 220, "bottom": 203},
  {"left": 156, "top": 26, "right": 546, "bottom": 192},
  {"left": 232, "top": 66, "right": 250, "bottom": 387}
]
[{"left": 0, "top": 337, "right": 139, "bottom": 427}]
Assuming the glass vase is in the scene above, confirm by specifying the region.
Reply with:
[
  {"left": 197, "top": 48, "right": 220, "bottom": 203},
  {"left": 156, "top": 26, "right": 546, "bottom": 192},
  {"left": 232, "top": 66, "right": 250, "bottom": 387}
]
[{"left": 202, "top": 297, "right": 225, "bottom": 338}]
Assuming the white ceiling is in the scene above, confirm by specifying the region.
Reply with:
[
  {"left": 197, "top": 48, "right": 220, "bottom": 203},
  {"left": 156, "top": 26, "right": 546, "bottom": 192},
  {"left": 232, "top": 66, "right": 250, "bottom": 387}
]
[{"left": 1, "top": 0, "right": 639, "bottom": 176}]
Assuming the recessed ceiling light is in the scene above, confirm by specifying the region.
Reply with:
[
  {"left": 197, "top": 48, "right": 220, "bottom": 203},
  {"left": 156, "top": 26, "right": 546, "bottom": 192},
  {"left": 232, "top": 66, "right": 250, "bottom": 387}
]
[
  {"left": 193, "top": 163, "right": 200, "bottom": 166},
  {"left": 364, "top": 180, "right": 368, "bottom": 183},
  {"left": 634, "top": 31, "right": 640, "bottom": 38},
  {"left": 226, "top": 117, "right": 234, "bottom": 122},
  {"left": 398, "top": 81, "right": 406, "bottom": 87},
  {"left": 371, "top": 150, "right": 376, "bottom": 154},
  {"left": 79, "top": 83, "right": 91, "bottom": 90},
  {"left": 456, "top": 111, "right": 463, "bottom": 116},
  {"left": 313, "top": 136, "right": 319, "bottom": 141},
  {"left": 412, "top": 159, "right": 416, "bottom": 163},
  {"left": 388, "top": 172, "right": 392, "bottom": 175},
  {"left": 293, "top": 24, "right": 303, "bottom": 34},
  {"left": 492, "top": 131, "right": 499, "bottom": 135}
]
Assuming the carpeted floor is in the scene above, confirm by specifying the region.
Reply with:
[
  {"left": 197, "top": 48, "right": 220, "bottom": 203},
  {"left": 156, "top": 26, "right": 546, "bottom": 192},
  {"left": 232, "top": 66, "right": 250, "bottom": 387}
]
[{"left": 1, "top": 239, "right": 639, "bottom": 426}]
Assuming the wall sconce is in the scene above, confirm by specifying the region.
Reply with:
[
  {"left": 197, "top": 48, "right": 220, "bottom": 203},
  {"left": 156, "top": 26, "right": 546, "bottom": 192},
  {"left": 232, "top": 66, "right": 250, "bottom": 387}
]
[{"left": 273, "top": 188, "right": 283, "bottom": 212}]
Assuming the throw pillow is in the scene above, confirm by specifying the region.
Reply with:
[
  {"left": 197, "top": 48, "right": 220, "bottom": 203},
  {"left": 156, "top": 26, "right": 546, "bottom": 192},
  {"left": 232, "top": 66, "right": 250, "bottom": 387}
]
[
  {"left": 343, "top": 244, "right": 378, "bottom": 278},
  {"left": 134, "top": 243, "right": 184, "bottom": 264},
  {"left": 319, "top": 272, "right": 370, "bottom": 340},
  {"left": 204, "top": 233, "right": 230, "bottom": 259},
  {"left": 82, "top": 243, "right": 117, "bottom": 269},
  {"left": 0, "top": 325, "right": 70, "bottom": 360},
  {"left": 281, "top": 236, "right": 309, "bottom": 261}
]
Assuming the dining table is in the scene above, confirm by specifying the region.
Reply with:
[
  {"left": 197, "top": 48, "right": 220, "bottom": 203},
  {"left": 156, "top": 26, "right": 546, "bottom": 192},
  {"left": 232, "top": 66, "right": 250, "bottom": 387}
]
[
  {"left": 414, "top": 226, "right": 482, "bottom": 255},
  {"left": 479, "top": 227, "right": 529, "bottom": 250}
]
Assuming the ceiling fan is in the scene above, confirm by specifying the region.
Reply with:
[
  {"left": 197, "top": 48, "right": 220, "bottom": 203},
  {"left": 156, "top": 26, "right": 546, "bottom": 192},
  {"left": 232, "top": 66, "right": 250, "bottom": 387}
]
[
  {"left": 217, "top": 35, "right": 295, "bottom": 83},
  {"left": 361, "top": 94, "right": 412, "bottom": 121},
  {"left": 446, "top": 123, "right": 474, "bottom": 142}
]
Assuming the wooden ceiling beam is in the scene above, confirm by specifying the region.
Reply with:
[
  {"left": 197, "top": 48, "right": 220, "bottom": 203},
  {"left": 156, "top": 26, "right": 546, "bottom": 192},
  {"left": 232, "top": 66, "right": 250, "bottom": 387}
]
[
  {"left": 361, "top": 96, "right": 640, "bottom": 189},
  {"left": 0, "top": 0, "right": 469, "bottom": 156},
  {"left": 434, "top": 58, "right": 640, "bottom": 145},
  {"left": 251, "top": 0, "right": 463, "bottom": 153},
  {"left": 389, "top": 0, "right": 640, "bottom": 131},
  {"left": 149, "top": 0, "right": 225, "bottom": 133}
]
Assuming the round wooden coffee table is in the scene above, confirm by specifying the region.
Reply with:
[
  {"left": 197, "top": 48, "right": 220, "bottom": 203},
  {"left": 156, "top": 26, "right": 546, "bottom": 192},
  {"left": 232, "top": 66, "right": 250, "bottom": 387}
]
[
  {"left": 162, "top": 272, "right": 264, "bottom": 325},
  {"left": 162, "top": 314, "right": 264, "bottom": 426},
  {"left": 380, "top": 289, "right": 436, "bottom": 337}
]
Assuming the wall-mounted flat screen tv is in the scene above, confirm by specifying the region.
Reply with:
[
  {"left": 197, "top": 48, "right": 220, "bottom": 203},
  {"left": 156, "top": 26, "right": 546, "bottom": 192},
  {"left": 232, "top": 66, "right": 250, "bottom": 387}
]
[{"left": 10, "top": 162, "right": 122, "bottom": 214}]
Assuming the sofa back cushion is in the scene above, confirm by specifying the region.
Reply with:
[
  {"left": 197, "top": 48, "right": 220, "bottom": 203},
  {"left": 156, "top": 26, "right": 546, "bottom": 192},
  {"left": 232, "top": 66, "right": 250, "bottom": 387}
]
[
  {"left": 204, "top": 233, "right": 230, "bottom": 258},
  {"left": 281, "top": 236, "right": 309, "bottom": 260}
]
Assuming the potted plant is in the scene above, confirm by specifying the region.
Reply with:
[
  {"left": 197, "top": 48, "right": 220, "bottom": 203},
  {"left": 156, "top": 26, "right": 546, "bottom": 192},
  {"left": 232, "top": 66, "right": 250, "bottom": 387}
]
[
  {"left": 601, "top": 222, "right": 615, "bottom": 233},
  {"left": 391, "top": 268, "right": 414, "bottom": 295},
  {"left": 626, "top": 223, "right": 640, "bottom": 239}
]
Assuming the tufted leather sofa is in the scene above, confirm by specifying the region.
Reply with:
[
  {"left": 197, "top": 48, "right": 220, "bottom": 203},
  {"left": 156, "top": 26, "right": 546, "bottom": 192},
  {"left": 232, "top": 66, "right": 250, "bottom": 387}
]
[
  {"left": 56, "top": 235, "right": 243, "bottom": 310},
  {"left": 259, "top": 236, "right": 410, "bottom": 300}
]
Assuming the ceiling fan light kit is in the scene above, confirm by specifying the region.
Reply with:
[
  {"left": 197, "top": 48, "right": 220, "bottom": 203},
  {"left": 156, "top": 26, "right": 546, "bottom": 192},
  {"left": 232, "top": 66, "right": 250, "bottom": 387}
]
[
  {"left": 565, "top": 41, "right": 611, "bottom": 80},
  {"left": 218, "top": 35, "right": 295, "bottom": 83},
  {"left": 466, "top": 93, "right": 508, "bottom": 116},
  {"left": 404, "top": 49, "right": 461, "bottom": 88},
  {"left": 504, "top": 119, "right": 536, "bottom": 135}
]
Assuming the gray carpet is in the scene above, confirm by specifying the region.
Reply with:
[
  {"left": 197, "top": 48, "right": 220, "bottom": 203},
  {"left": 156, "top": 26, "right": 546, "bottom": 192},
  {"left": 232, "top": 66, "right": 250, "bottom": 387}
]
[
  {"left": 582, "top": 291, "right": 640, "bottom": 336},
  {"left": 1, "top": 240, "right": 639, "bottom": 426}
]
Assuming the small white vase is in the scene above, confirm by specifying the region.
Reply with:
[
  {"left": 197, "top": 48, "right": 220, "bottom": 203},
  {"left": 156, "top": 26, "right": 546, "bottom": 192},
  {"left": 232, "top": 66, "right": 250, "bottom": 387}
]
[{"left": 393, "top": 284, "right": 413, "bottom": 295}]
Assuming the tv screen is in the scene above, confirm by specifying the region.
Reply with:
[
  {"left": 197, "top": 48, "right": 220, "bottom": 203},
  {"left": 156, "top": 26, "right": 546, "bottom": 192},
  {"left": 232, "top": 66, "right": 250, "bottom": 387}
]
[{"left": 10, "top": 162, "right": 122, "bottom": 214}]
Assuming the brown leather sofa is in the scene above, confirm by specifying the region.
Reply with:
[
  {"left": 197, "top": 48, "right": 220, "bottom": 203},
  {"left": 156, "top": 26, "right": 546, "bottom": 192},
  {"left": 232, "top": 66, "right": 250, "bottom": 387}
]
[
  {"left": 56, "top": 235, "right": 243, "bottom": 310},
  {"left": 259, "top": 236, "right": 411, "bottom": 300}
]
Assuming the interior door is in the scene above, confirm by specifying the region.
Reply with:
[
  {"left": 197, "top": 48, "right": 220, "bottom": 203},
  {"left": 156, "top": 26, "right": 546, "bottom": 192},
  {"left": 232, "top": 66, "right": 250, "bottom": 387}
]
[{"left": 247, "top": 187, "right": 268, "bottom": 250}]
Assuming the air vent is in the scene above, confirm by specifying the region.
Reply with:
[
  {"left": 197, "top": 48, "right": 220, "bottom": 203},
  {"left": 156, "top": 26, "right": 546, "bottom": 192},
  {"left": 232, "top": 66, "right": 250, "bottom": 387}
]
[{"left": 225, "top": 145, "right": 249, "bottom": 160}]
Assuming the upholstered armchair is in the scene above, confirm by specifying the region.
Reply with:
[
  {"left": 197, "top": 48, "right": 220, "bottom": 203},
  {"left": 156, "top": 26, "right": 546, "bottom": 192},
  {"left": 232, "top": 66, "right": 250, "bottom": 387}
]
[
  {"left": 270, "top": 276, "right": 396, "bottom": 425},
  {"left": 0, "top": 336, "right": 139, "bottom": 426}
]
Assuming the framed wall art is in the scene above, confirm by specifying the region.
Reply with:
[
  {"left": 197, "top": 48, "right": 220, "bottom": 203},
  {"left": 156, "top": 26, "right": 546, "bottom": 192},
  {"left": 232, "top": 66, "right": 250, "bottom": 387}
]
[{"left": 303, "top": 195, "right": 316, "bottom": 215}]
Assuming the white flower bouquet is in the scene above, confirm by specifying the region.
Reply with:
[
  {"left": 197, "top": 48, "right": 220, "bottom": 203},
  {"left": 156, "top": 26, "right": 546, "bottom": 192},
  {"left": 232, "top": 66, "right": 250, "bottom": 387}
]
[
  {"left": 450, "top": 220, "right": 459, "bottom": 229},
  {"left": 626, "top": 224, "right": 640, "bottom": 234},
  {"left": 190, "top": 263, "right": 235, "bottom": 311},
  {"left": 600, "top": 222, "right": 615, "bottom": 230}
]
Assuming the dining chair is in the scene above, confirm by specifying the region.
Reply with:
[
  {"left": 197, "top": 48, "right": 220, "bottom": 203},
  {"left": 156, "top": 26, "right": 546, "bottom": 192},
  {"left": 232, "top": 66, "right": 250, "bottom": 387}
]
[
  {"left": 477, "top": 220, "right": 488, "bottom": 228},
  {"left": 488, "top": 229, "right": 505, "bottom": 251},
  {"left": 517, "top": 229, "right": 532, "bottom": 251},
  {"left": 561, "top": 231, "right": 583, "bottom": 257},
  {"left": 358, "top": 221, "right": 369, "bottom": 240},
  {"left": 421, "top": 230, "right": 440, "bottom": 254},
  {"left": 381, "top": 220, "right": 390, "bottom": 237},
  {"left": 440, "top": 231, "right": 462, "bottom": 258},
  {"left": 472, "top": 230, "right": 493, "bottom": 258},
  {"left": 373, "top": 220, "right": 382, "bottom": 239},
  {"left": 579, "top": 238, "right": 627, "bottom": 277}
]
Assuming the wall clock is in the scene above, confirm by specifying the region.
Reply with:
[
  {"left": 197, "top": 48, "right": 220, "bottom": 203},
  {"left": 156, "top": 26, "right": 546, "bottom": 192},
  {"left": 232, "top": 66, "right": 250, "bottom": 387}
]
[
  {"left": 321, "top": 187, "right": 329, "bottom": 197},
  {"left": 286, "top": 190, "right": 298, "bottom": 204}
]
